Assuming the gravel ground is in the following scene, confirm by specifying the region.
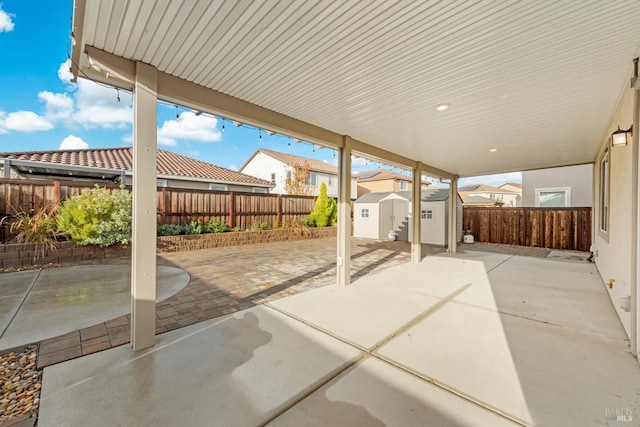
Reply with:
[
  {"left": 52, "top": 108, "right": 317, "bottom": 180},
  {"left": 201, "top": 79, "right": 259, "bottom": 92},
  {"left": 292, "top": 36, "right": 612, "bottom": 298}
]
[{"left": 0, "top": 345, "right": 41, "bottom": 424}]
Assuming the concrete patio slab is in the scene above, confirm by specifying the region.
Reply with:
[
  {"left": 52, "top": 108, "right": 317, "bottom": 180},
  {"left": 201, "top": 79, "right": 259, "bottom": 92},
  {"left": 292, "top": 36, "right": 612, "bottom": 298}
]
[
  {"left": 377, "top": 301, "right": 640, "bottom": 426},
  {"left": 268, "top": 357, "right": 518, "bottom": 427},
  {"left": 39, "top": 306, "right": 362, "bottom": 427},
  {"left": 268, "top": 272, "right": 443, "bottom": 349},
  {"left": 0, "top": 270, "right": 39, "bottom": 339},
  {"left": 0, "top": 265, "right": 189, "bottom": 351}
]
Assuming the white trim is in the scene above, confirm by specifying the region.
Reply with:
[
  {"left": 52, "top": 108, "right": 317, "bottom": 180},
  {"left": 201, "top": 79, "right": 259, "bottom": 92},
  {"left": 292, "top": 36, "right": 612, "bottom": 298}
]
[{"left": 534, "top": 187, "right": 571, "bottom": 207}]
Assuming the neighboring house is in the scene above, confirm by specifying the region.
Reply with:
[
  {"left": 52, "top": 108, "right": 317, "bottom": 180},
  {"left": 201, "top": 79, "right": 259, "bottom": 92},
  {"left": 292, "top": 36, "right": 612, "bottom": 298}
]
[
  {"left": 354, "top": 169, "right": 430, "bottom": 198},
  {"left": 240, "top": 148, "right": 357, "bottom": 198},
  {"left": 499, "top": 183, "right": 522, "bottom": 206},
  {"left": 521, "top": 164, "right": 593, "bottom": 207},
  {"left": 0, "top": 148, "right": 274, "bottom": 193},
  {"left": 353, "top": 189, "right": 462, "bottom": 246},
  {"left": 458, "top": 184, "right": 520, "bottom": 207}
]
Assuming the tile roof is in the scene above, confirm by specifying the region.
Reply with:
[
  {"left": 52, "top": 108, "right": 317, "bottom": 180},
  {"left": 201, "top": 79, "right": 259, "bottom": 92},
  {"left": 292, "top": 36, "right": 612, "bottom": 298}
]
[
  {"left": 458, "top": 184, "right": 517, "bottom": 194},
  {"left": 0, "top": 147, "right": 273, "bottom": 186},
  {"left": 355, "top": 169, "right": 413, "bottom": 182},
  {"left": 250, "top": 148, "right": 338, "bottom": 174}
]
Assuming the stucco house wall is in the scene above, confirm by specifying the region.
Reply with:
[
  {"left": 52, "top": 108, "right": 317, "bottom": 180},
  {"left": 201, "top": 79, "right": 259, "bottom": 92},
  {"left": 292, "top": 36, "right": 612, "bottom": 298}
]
[
  {"left": 522, "top": 164, "right": 593, "bottom": 207},
  {"left": 592, "top": 84, "right": 635, "bottom": 342}
]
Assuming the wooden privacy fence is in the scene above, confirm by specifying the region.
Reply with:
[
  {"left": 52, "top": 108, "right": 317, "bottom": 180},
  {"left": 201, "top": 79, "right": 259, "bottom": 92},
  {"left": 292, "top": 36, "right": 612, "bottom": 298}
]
[
  {"left": 462, "top": 206, "right": 592, "bottom": 251},
  {"left": 0, "top": 179, "right": 318, "bottom": 230}
]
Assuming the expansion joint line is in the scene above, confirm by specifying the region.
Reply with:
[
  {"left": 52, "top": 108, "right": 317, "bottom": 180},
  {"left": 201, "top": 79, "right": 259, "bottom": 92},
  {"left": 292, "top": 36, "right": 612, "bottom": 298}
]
[{"left": 0, "top": 269, "right": 42, "bottom": 340}]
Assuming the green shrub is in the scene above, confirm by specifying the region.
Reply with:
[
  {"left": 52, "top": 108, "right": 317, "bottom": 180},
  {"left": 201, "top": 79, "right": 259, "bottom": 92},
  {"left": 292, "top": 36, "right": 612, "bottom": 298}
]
[
  {"left": 306, "top": 183, "right": 337, "bottom": 227},
  {"left": 249, "top": 221, "right": 270, "bottom": 231},
  {"left": 183, "top": 220, "right": 203, "bottom": 235},
  {"left": 57, "top": 185, "right": 132, "bottom": 247},
  {"left": 204, "top": 220, "right": 230, "bottom": 233},
  {"left": 158, "top": 223, "right": 183, "bottom": 236}
]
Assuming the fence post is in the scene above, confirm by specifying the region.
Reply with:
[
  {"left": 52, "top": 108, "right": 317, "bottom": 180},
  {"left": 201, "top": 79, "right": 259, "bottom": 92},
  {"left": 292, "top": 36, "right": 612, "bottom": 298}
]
[
  {"left": 159, "top": 187, "right": 166, "bottom": 224},
  {"left": 53, "top": 180, "right": 61, "bottom": 206},
  {"left": 276, "top": 194, "right": 282, "bottom": 225},
  {"left": 228, "top": 192, "right": 235, "bottom": 228}
]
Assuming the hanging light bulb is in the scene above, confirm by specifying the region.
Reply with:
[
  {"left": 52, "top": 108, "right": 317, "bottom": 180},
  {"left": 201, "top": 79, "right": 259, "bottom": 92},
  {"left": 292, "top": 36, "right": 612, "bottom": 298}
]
[
  {"left": 221, "top": 118, "right": 226, "bottom": 132},
  {"left": 332, "top": 150, "right": 336, "bottom": 158},
  {"left": 258, "top": 129, "right": 262, "bottom": 142},
  {"left": 288, "top": 141, "right": 291, "bottom": 148},
  {"left": 115, "top": 88, "right": 120, "bottom": 103},
  {"left": 175, "top": 106, "right": 180, "bottom": 122}
]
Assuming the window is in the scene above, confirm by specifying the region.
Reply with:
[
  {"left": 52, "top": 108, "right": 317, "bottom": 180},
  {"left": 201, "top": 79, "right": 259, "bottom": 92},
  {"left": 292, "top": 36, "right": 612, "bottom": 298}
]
[
  {"left": 599, "top": 149, "right": 609, "bottom": 233},
  {"left": 252, "top": 188, "right": 268, "bottom": 194},
  {"left": 328, "top": 176, "right": 334, "bottom": 186},
  {"left": 156, "top": 179, "right": 168, "bottom": 187},
  {"left": 427, "top": 210, "right": 433, "bottom": 219},
  {"left": 400, "top": 181, "right": 408, "bottom": 190},
  {"left": 286, "top": 170, "right": 292, "bottom": 184},
  {"left": 304, "top": 172, "right": 318, "bottom": 187},
  {"left": 535, "top": 187, "right": 571, "bottom": 207},
  {"left": 270, "top": 173, "right": 276, "bottom": 184},
  {"left": 421, "top": 210, "right": 427, "bottom": 219},
  {"left": 361, "top": 208, "right": 369, "bottom": 218},
  {"left": 209, "top": 183, "right": 228, "bottom": 191}
]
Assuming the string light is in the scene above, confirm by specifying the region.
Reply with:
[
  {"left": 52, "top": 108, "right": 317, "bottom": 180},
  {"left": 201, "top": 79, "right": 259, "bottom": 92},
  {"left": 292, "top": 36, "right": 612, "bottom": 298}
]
[
  {"left": 258, "top": 129, "right": 262, "bottom": 142},
  {"left": 115, "top": 88, "right": 120, "bottom": 103},
  {"left": 221, "top": 119, "right": 225, "bottom": 132},
  {"left": 175, "top": 105, "right": 180, "bottom": 122}
]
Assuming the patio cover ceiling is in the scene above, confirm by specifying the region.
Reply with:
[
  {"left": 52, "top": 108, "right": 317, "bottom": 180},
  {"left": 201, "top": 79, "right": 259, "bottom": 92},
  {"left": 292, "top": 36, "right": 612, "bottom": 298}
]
[{"left": 72, "top": 0, "right": 640, "bottom": 177}]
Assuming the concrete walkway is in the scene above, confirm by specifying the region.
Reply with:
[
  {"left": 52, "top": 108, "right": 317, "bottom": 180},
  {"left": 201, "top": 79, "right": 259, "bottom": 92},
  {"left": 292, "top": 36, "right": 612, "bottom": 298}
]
[
  {"left": 38, "top": 250, "right": 639, "bottom": 426},
  {"left": 0, "top": 265, "right": 189, "bottom": 352}
]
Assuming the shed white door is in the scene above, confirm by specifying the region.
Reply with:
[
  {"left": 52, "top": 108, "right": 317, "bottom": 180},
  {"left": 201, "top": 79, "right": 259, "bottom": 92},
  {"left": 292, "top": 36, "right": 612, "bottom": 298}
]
[{"left": 379, "top": 199, "right": 409, "bottom": 241}]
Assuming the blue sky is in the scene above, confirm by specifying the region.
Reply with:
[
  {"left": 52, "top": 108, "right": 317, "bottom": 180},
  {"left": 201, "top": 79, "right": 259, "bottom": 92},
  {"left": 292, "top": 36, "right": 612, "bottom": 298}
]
[{"left": 0, "top": 2, "right": 520, "bottom": 187}]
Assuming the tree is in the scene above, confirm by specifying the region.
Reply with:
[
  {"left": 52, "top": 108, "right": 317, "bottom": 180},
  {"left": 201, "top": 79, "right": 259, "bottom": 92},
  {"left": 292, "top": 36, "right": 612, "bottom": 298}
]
[
  {"left": 284, "top": 161, "right": 312, "bottom": 195},
  {"left": 307, "top": 183, "right": 337, "bottom": 227}
]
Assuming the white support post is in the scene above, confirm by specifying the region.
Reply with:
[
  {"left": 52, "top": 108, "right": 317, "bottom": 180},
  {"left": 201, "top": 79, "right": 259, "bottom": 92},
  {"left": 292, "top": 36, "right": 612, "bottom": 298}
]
[
  {"left": 448, "top": 176, "right": 459, "bottom": 253},
  {"left": 411, "top": 162, "right": 422, "bottom": 263},
  {"left": 337, "top": 136, "right": 352, "bottom": 286},
  {"left": 131, "top": 61, "right": 158, "bottom": 351}
]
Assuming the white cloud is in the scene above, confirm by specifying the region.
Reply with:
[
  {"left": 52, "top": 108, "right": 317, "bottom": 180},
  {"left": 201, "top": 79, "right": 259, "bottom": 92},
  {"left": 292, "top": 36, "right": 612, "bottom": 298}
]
[
  {"left": 229, "top": 164, "right": 238, "bottom": 171},
  {"left": 157, "top": 112, "right": 221, "bottom": 146},
  {"left": 0, "top": 6, "right": 15, "bottom": 32},
  {"left": 0, "top": 111, "right": 53, "bottom": 132},
  {"left": 59, "top": 135, "right": 89, "bottom": 150},
  {"left": 73, "top": 79, "right": 132, "bottom": 128},
  {"left": 187, "top": 150, "right": 200, "bottom": 158},
  {"left": 38, "top": 91, "right": 74, "bottom": 122},
  {"left": 57, "top": 60, "right": 74, "bottom": 83}
]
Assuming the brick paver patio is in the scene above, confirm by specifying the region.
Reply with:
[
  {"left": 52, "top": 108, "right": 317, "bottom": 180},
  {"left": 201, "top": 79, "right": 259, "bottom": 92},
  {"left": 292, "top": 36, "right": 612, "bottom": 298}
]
[
  {"left": 37, "top": 238, "right": 446, "bottom": 367},
  {"left": 35, "top": 238, "right": 563, "bottom": 368}
]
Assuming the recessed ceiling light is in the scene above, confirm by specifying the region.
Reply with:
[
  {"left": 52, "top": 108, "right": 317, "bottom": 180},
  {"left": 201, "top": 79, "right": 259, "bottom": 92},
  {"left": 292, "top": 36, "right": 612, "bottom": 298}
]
[
  {"left": 436, "top": 103, "right": 450, "bottom": 111},
  {"left": 489, "top": 148, "right": 498, "bottom": 152}
]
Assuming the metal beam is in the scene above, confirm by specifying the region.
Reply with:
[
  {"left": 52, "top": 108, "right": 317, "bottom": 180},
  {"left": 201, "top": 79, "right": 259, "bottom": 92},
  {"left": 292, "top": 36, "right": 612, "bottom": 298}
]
[
  {"left": 131, "top": 61, "right": 158, "bottom": 351},
  {"left": 337, "top": 136, "right": 352, "bottom": 286},
  {"left": 411, "top": 162, "right": 422, "bottom": 263}
]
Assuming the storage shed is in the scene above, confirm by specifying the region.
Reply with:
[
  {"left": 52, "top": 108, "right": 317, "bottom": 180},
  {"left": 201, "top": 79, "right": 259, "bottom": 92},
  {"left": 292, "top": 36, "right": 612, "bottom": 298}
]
[{"left": 353, "top": 189, "right": 463, "bottom": 246}]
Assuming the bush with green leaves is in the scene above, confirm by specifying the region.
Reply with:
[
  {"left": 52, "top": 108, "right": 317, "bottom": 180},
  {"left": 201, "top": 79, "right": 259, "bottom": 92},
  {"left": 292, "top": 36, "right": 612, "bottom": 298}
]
[
  {"left": 57, "top": 185, "right": 132, "bottom": 247},
  {"left": 204, "top": 220, "right": 230, "bottom": 233},
  {"left": 249, "top": 221, "right": 270, "bottom": 231},
  {"left": 158, "top": 223, "right": 184, "bottom": 236},
  {"left": 183, "top": 220, "right": 204, "bottom": 235},
  {"left": 306, "top": 183, "right": 337, "bottom": 227}
]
